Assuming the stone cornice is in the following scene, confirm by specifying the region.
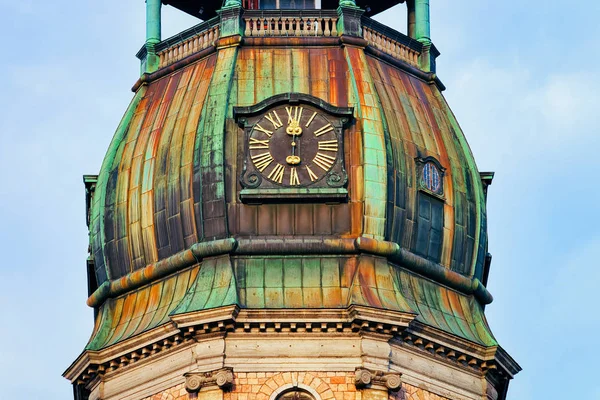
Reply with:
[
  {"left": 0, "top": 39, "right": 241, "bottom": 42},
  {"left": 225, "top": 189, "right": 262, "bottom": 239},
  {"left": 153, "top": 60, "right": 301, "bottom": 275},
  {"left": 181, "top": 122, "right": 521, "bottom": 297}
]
[{"left": 65, "top": 305, "right": 517, "bottom": 392}]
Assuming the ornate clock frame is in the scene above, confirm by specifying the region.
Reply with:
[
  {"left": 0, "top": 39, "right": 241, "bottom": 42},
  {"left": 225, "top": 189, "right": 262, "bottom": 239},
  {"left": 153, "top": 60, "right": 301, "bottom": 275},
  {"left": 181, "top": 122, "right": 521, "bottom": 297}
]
[{"left": 234, "top": 93, "right": 353, "bottom": 203}]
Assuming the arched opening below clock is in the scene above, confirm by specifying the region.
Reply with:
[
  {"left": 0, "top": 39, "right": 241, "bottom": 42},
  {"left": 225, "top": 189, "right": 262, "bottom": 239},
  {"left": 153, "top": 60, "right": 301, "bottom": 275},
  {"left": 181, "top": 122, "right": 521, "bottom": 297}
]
[{"left": 277, "top": 389, "right": 317, "bottom": 400}]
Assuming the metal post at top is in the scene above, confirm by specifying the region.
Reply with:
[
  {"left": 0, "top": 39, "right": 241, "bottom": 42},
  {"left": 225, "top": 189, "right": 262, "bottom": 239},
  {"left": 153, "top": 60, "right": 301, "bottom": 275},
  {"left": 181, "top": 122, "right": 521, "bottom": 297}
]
[
  {"left": 339, "top": 0, "right": 358, "bottom": 7},
  {"left": 144, "top": 0, "right": 162, "bottom": 74},
  {"left": 146, "top": 0, "right": 162, "bottom": 45},
  {"left": 223, "top": 0, "right": 242, "bottom": 8},
  {"left": 407, "top": 0, "right": 432, "bottom": 72},
  {"left": 414, "top": 0, "right": 430, "bottom": 44},
  {"left": 407, "top": 0, "right": 416, "bottom": 39}
]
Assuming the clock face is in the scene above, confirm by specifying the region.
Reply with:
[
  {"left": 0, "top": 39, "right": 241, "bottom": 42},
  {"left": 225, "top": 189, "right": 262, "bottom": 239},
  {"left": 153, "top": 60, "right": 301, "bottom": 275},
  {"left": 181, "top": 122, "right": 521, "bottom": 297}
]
[{"left": 247, "top": 104, "right": 340, "bottom": 187}]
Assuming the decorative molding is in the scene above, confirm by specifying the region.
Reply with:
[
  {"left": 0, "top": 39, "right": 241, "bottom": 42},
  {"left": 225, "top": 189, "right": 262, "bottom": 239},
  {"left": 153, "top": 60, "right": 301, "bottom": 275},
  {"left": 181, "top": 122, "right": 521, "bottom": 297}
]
[
  {"left": 65, "top": 305, "right": 516, "bottom": 398},
  {"left": 184, "top": 367, "right": 234, "bottom": 393},
  {"left": 234, "top": 92, "right": 354, "bottom": 121},
  {"left": 354, "top": 368, "right": 402, "bottom": 391},
  {"left": 86, "top": 236, "right": 493, "bottom": 310}
]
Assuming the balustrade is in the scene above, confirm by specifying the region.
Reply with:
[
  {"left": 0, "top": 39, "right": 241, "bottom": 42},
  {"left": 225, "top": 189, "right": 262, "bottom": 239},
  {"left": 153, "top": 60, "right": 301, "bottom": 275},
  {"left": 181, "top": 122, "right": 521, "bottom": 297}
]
[
  {"left": 363, "top": 26, "right": 420, "bottom": 66},
  {"left": 243, "top": 13, "right": 338, "bottom": 37},
  {"left": 151, "top": 12, "right": 422, "bottom": 72},
  {"left": 157, "top": 26, "right": 219, "bottom": 69}
]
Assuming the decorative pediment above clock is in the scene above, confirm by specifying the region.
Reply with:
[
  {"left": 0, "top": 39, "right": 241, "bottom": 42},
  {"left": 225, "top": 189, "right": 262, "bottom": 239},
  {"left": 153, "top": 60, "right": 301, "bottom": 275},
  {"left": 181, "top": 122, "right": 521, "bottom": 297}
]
[{"left": 234, "top": 93, "right": 353, "bottom": 203}]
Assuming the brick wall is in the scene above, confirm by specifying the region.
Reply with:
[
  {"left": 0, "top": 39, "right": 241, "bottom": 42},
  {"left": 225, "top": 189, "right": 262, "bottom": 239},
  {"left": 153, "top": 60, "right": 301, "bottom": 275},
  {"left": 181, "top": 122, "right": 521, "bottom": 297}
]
[{"left": 143, "top": 372, "right": 448, "bottom": 400}]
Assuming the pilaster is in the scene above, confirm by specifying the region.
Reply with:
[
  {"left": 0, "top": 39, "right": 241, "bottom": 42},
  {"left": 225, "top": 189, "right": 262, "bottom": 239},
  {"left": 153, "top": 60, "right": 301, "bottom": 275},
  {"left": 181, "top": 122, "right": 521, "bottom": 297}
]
[
  {"left": 337, "top": 5, "right": 364, "bottom": 37},
  {"left": 218, "top": 6, "right": 244, "bottom": 38}
]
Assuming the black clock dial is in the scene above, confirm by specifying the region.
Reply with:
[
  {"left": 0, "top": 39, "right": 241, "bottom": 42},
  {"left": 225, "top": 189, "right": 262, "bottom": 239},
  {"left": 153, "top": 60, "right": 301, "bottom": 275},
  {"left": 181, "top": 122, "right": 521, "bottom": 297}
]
[{"left": 248, "top": 104, "right": 340, "bottom": 187}]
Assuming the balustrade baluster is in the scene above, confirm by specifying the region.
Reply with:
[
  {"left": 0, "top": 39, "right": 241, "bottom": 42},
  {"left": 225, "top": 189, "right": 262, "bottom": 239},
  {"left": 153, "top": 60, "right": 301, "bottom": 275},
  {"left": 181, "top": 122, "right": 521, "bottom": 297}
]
[
  {"left": 245, "top": 18, "right": 252, "bottom": 36},
  {"left": 324, "top": 18, "right": 331, "bottom": 36},
  {"left": 259, "top": 17, "right": 265, "bottom": 36}
]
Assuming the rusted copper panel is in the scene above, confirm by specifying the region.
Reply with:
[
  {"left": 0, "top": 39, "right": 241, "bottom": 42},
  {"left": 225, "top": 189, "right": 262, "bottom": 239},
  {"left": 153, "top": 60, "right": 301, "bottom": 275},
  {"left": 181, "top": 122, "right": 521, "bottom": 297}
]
[
  {"left": 366, "top": 55, "right": 485, "bottom": 275},
  {"left": 87, "top": 265, "right": 201, "bottom": 350},
  {"left": 235, "top": 47, "right": 348, "bottom": 107},
  {"left": 98, "top": 56, "right": 217, "bottom": 280},
  {"left": 233, "top": 256, "right": 355, "bottom": 309}
]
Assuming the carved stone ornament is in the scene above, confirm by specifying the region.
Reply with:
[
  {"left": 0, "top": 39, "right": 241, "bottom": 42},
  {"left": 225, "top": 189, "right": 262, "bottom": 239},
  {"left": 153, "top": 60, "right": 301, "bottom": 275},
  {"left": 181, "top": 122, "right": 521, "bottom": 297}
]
[
  {"left": 354, "top": 368, "right": 402, "bottom": 392},
  {"left": 185, "top": 367, "right": 234, "bottom": 393},
  {"left": 234, "top": 93, "right": 353, "bottom": 203}
]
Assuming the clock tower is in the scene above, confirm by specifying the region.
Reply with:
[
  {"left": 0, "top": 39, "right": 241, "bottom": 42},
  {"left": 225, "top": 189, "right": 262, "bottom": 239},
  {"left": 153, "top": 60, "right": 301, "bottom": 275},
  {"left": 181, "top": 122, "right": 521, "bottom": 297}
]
[{"left": 64, "top": 1, "right": 520, "bottom": 400}]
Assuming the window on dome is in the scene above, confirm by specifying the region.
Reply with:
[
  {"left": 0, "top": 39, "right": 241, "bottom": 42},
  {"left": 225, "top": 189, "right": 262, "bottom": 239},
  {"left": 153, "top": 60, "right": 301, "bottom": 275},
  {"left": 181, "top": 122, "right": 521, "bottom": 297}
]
[
  {"left": 413, "top": 157, "right": 446, "bottom": 263},
  {"left": 414, "top": 193, "right": 444, "bottom": 263},
  {"left": 423, "top": 162, "right": 441, "bottom": 193}
]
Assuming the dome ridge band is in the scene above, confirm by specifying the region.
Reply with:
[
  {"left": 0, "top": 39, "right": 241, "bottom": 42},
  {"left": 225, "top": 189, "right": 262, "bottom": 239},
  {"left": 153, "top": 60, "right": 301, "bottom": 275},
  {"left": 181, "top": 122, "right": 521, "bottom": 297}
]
[{"left": 86, "top": 236, "right": 492, "bottom": 308}]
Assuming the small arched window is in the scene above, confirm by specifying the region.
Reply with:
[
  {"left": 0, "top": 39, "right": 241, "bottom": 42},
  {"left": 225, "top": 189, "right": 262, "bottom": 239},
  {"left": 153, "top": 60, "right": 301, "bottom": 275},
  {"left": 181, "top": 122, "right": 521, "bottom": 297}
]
[
  {"left": 417, "top": 157, "right": 445, "bottom": 197},
  {"left": 423, "top": 162, "right": 442, "bottom": 193},
  {"left": 413, "top": 157, "right": 446, "bottom": 263}
]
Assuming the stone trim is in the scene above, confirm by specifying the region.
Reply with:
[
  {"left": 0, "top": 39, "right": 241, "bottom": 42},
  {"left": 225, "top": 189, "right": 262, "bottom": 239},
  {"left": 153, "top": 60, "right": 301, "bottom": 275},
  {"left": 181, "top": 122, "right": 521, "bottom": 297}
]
[
  {"left": 268, "top": 383, "right": 322, "bottom": 400},
  {"left": 256, "top": 372, "right": 333, "bottom": 400},
  {"left": 65, "top": 306, "right": 511, "bottom": 395},
  {"left": 185, "top": 367, "right": 234, "bottom": 393}
]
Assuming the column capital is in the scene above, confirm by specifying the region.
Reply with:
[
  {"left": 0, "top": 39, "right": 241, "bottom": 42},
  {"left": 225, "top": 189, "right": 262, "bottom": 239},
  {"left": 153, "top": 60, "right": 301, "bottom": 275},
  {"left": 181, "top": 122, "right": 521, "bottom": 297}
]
[
  {"left": 354, "top": 368, "right": 402, "bottom": 392},
  {"left": 185, "top": 367, "right": 234, "bottom": 393}
]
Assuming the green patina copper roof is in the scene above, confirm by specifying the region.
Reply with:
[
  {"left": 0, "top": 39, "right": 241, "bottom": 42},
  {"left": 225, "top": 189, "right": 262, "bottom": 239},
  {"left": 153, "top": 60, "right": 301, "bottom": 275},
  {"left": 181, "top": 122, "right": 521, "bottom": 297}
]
[
  {"left": 87, "top": 255, "right": 495, "bottom": 350},
  {"left": 85, "top": 23, "right": 494, "bottom": 352}
]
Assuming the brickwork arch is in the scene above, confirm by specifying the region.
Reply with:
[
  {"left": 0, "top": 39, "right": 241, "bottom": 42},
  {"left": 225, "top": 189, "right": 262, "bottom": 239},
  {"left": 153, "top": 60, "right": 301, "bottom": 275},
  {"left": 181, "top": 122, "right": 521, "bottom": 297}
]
[{"left": 256, "top": 373, "right": 334, "bottom": 400}]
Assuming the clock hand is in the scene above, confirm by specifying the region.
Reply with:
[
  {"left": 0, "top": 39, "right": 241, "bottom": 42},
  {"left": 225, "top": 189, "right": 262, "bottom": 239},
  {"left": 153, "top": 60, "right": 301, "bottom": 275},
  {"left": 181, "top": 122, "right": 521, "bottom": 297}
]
[{"left": 286, "top": 133, "right": 301, "bottom": 165}]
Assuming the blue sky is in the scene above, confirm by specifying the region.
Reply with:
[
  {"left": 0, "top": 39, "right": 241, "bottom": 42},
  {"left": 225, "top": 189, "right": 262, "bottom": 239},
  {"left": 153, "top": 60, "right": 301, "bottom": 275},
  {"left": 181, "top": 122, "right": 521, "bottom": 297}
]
[{"left": 0, "top": 1, "right": 598, "bottom": 398}]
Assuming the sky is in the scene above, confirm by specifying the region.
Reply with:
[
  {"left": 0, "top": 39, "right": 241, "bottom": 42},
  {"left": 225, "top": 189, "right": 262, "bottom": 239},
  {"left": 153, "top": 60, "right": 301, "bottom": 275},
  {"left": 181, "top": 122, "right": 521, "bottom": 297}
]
[{"left": 0, "top": 0, "right": 598, "bottom": 398}]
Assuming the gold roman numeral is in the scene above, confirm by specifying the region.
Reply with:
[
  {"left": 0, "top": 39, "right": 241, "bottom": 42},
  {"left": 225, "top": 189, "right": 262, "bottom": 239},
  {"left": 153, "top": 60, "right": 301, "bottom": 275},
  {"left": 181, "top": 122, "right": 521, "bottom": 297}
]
[
  {"left": 289, "top": 167, "right": 300, "bottom": 186},
  {"left": 306, "top": 166, "right": 318, "bottom": 182},
  {"left": 268, "top": 163, "right": 285, "bottom": 184},
  {"left": 265, "top": 111, "right": 283, "bottom": 129},
  {"left": 251, "top": 152, "right": 274, "bottom": 172},
  {"left": 254, "top": 123, "right": 273, "bottom": 137},
  {"left": 305, "top": 111, "right": 318, "bottom": 127},
  {"left": 318, "top": 140, "right": 338, "bottom": 152},
  {"left": 313, "top": 123, "right": 334, "bottom": 137},
  {"left": 249, "top": 137, "right": 270, "bottom": 149},
  {"left": 313, "top": 152, "right": 336, "bottom": 171},
  {"left": 285, "top": 106, "right": 303, "bottom": 124}
]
